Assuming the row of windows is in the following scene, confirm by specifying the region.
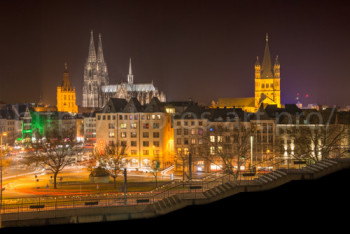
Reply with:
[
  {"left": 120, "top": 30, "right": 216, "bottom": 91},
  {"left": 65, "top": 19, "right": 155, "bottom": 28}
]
[
  {"left": 108, "top": 123, "right": 160, "bottom": 129},
  {"left": 113, "top": 141, "right": 160, "bottom": 147},
  {"left": 109, "top": 132, "right": 160, "bottom": 138},
  {"left": 98, "top": 114, "right": 162, "bottom": 121},
  {"left": 176, "top": 121, "right": 203, "bottom": 126},
  {"left": 176, "top": 128, "right": 203, "bottom": 135},
  {"left": 106, "top": 146, "right": 161, "bottom": 156},
  {"left": 176, "top": 135, "right": 274, "bottom": 145},
  {"left": 63, "top": 95, "right": 74, "bottom": 101}
]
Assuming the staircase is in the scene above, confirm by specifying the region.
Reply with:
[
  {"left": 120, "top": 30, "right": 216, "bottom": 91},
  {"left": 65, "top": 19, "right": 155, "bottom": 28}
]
[
  {"left": 149, "top": 194, "right": 185, "bottom": 215},
  {"left": 145, "top": 158, "right": 350, "bottom": 215},
  {"left": 203, "top": 182, "right": 237, "bottom": 200},
  {"left": 160, "top": 165, "right": 175, "bottom": 175},
  {"left": 299, "top": 159, "right": 340, "bottom": 179}
]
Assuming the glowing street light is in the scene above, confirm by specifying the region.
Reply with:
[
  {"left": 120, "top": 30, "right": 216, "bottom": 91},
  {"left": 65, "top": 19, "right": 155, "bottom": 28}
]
[{"left": 250, "top": 135, "right": 253, "bottom": 169}]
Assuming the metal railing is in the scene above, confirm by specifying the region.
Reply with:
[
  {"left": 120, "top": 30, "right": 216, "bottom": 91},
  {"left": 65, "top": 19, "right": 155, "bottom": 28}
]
[{"left": 0, "top": 157, "right": 331, "bottom": 218}]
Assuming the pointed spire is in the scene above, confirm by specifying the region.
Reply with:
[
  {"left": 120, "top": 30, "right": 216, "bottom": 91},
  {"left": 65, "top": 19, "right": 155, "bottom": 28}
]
[
  {"left": 62, "top": 62, "right": 72, "bottom": 90},
  {"left": 261, "top": 33, "right": 273, "bottom": 78},
  {"left": 88, "top": 30, "right": 96, "bottom": 63},
  {"left": 127, "top": 58, "right": 134, "bottom": 84},
  {"left": 255, "top": 56, "right": 260, "bottom": 66},
  {"left": 274, "top": 55, "right": 280, "bottom": 66},
  {"left": 97, "top": 33, "right": 105, "bottom": 63}
]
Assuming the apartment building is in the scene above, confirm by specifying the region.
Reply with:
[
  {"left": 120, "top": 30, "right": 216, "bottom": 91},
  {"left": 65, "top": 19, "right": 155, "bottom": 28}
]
[{"left": 96, "top": 97, "right": 174, "bottom": 171}]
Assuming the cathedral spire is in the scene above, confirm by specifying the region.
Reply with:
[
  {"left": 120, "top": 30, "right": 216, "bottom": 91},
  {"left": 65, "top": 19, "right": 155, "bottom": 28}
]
[
  {"left": 127, "top": 58, "right": 134, "bottom": 84},
  {"left": 261, "top": 33, "right": 273, "bottom": 78},
  {"left": 97, "top": 33, "right": 105, "bottom": 63},
  {"left": 88, "top": 30, "right": 96, "bottom": 63}
]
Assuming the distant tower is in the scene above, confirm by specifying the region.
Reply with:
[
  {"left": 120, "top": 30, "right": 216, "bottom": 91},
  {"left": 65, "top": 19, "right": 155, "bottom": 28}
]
[
  {"left": 254, "top": 33, "right": 281, "bottom": 109},
  {"left": 82, "top": 31, "right": 109, "bottom": 108},
  {"left": 57, "top": 63, "right": 78, "bottom": 113},
  {"left": 127, "top": 58, "right": 134, "bottom": 84},
  {"left": 22, "top": 105, "right": 32, "bottom": 141}
]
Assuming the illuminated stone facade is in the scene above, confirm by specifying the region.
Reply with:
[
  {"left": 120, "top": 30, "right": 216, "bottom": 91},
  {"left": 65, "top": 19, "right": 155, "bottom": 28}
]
[
  {"left": 57, "top": 63, "right": 78, "bottom": 113},
  {"left": 82, "top": 31, "right": 165, "bottom": 108},
  {"left": 215, "top": 34, "right": 281, "bottom": 112},
  {"left": 95, "top": 97, "right": 174, "bottom": 170},
  {"left": 82, "top": 31, "right": 109, "bottom": 108},
  {"left": 254, "top": 34, "right": 281, "bottom": 109}
]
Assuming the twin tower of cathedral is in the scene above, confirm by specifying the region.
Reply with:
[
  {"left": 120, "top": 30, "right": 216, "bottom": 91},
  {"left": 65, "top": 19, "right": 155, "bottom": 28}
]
[
  {"left": 57, "top": 32, "right": 281, "bottom": 113},
  {"left": 57, "top": 30, "right": 166, "bottom": 112}
]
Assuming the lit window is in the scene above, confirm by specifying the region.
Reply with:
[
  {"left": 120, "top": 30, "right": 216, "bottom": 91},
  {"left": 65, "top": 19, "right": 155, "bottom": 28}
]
[
  {"left": 210, "top": 146, "right": 215, "bottom": 155},
  {"left": 218, "top": 146, "right": 223, "bottom": 153},
  {"left": 120, "top": 123, "right": 127, "bottom": 129},
  {"left": 210, "top": 135, "right": 215, "bottom": 142}
]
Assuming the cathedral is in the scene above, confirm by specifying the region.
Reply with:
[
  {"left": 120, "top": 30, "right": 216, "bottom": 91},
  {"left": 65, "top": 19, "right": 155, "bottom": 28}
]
[
  {"left": 215, "top": 34, "right": 281, "bottom": 112},
  {"left": 82, "top": 31, "right": 166, "bottom": 108},
  {"left": 57, "top": 63, "right": 78, "bottom": 113}
]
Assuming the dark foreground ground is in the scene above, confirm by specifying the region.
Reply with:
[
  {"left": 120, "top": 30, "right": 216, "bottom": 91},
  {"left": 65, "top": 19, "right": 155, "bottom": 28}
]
[{"left": 3, "top": 168, "right": 350, "bottom": 233}]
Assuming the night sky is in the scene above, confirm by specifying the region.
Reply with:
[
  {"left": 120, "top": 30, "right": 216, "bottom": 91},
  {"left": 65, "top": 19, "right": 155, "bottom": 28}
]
[{"left": 1, "top": 0, "right": 350, "bottom": 107}]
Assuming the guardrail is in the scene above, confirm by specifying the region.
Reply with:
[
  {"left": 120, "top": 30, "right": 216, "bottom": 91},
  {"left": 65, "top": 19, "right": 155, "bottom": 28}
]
[{"left": 0, "top": 157, "right": 318, "bottom": 217}]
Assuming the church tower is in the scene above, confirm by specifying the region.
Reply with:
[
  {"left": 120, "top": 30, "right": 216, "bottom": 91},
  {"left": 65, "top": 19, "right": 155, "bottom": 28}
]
[
  {"left": 82, "top": 31, "right": 109, "bottom": 108},
  {"left": 254, "top": 34, "right": 281, "bottom": 109},
  {"left": 57, "top": 63, "right": 78, "bottom": 113},
  {"left": 127, "top": 58, "right": 134, "bottom": 84}
]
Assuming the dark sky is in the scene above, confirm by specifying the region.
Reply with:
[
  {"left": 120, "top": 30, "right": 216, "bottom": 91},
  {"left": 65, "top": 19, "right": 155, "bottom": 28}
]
[{"left": 1, "top": 0, "right": 350, "bottom": 107}]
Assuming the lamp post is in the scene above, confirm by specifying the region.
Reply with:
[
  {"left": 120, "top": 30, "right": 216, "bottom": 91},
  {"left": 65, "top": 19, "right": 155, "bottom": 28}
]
[
  {"left": 0, "top": 132, "right": 8, "bottom": 227},
  {"left": 250, "top": 135, "right": 253, "bottom": 170}
]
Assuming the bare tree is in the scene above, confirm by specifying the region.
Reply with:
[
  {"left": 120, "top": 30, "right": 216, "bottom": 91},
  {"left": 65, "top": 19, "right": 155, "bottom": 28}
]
[
  {"left": 200, "top": 122, "right": 252, "bottom": 180},
  {"left": 293, "top": 124, "right": 348, "bottom": 162},
  {"left": 24, "top": 131, "right": 80, "bottom": 189},
  {"left": 96, "top": 142, "right": 127, "bottom": 188}
]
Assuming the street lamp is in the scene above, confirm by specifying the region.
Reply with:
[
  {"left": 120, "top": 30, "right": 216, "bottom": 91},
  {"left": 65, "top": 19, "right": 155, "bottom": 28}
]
[
  {"left": 1, "top": 132, "right": 8, "bottom": 227},
  {"left": 250, "top": 135, "right": 253, "bottom": 170}
]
